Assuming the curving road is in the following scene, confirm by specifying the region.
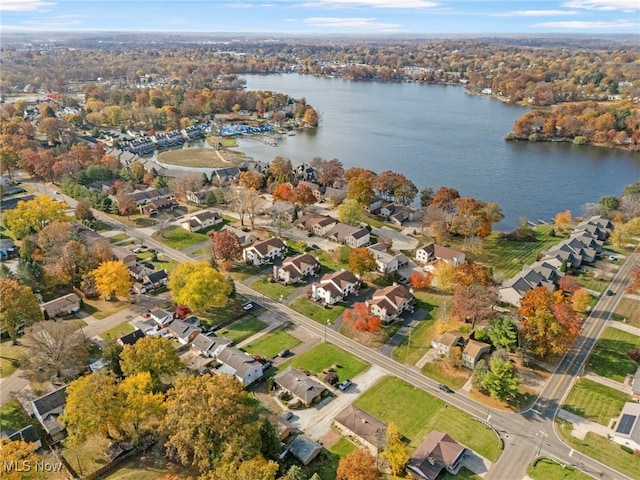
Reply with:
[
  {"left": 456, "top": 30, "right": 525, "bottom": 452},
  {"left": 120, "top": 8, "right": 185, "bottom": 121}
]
[{"left": 33, "top": 184, "right": 638, "bottom": 479}]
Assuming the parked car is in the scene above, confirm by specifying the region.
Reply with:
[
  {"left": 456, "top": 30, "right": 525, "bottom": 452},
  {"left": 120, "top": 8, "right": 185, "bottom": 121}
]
[
  {"left": 310, "top": 244, "right": 320, "bottom": 250},
  {"left": 338, "top": 379, "right": 352, "bottom": 391},
  {"left": 283, "top": 411, "right": 294, "bottom": 421},
  {"left": 609, "top": 255, "right": 617, "bottom": 261},
  {"left": 278, "top": 349, "right": 290, "bottom": 357},
  {"left": 243, "top": 302, "right": 254, "bottom": 311},
  {"left": 438, "top": 384, "right": 454, "bottom": 393}
]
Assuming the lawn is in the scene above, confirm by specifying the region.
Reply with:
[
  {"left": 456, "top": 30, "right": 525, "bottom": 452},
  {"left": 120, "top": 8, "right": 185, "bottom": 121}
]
[
  {"left": 243, "top": 329, "right": 301, "bottom": 358},
  {"left": 329, "top": 437, "right": 357, "bottom": 457},
  {"left": 573, "top": 269, "right": 610, "bottom": 293},
  {"left": 101, "top": 322, "right": 135, "bottom": 340},
  {"left": 439, "top": 467, "right": 482, "bottom": 480},
  {"left": 612, "top": 297, "right": 640, "bottom": 329},
  {"left": 354, "top": 376, "right": 501, "bottom": 461},
  {"left": 0, "top": 398, "right": 33, "bottom": 434},
  {"left": 227, "top": 262, "right": 267, "bottom": 281},
  {"left": 62, "top": 435, "right": 111, "bottom": 477},
  {"left": 250, "top": 277, "right": 300, "bottom": 301},
  {"left": 200, "top": 299, "right": 246, "bottom": 328},
  {"left": 527, "top": 458, "right": 592, "bottom": 480},
  {"left": 0, "top": 340, "right": 27, "bottom": 377},
  {"left": 421, "top": 360, "right": 470, "bottom": 390},
  {"left": 473, "top": 225, "right": 562, "bottom": 280},
  {"left": 289, "top": 297, "right": 346, "bottom": 324},
  {"left": 556, "top": 419, "right": 640, "bottom": 479},
  {"left": 284, "top": 343, "right": 369, "bottom": 381},
  {"left": 83, "top": 298, "right": 130, "bottom": 320},
  {"left": 152, "top": 225, "right": 209, "bottom": 250},
  {"left": 158, "top": 148, "right": 240, "bottom": 168},
  {"left": 108, "top": 233, "right": 129, "bottom": 243},
  {"left": 562, "top": 378, "right": 628, "bottom": 426},
  {"left": 587, "top": 327, "right": 640, "bottom": 383},
  {"left": 217, "top": 316, "right": 267, "bottom": 344}
]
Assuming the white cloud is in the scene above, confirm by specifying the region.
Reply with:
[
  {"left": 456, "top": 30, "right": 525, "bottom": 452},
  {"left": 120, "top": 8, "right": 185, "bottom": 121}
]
[
  {"left": 0, "top": 0, "right": 56, "bottom": 12},
  {"left": 491, "top": 10, "right": 578, "bottom": 17},
  {"left": 534, "top": 20, "right": 640, "bottom": 28},
  {"left": 562, "top": 0, "right": 639, "bottom": 11},
  {"left": 301, "top": 0, "right": 438, "bottom": 8},
  {"left": 304, "top": 16, "right": 400, "bottom": 29}
]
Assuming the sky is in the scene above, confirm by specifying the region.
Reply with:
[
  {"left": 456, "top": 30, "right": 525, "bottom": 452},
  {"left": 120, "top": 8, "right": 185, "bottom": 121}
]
[{"left": 1, "top": 0, "right": 639, "bottom": 35}]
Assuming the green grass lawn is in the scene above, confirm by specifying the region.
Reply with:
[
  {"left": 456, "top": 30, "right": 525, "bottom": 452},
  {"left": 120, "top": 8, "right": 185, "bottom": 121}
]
[
  {"left": 0, "top": 398, "right": 33, "bottom": 433},
  {"left": 563, "top": 378, "right": 628, "bottom": 426},
  {"left": 227, "top": 262, "right": 267, "bottom": 281},
  {"left": 439, "top": 467, "right": 482, "bottom": 480},
  {"left": 108, "top": 233, "right": 129, "bottom": 243},
  {"left": 250, "top": 277, "right": 300, "bottom": 301},
  {"left": 473, "top": 225, "right": 562, "bottom": 279},
  {"left": 101, "top": 322, "right": 135, "bottom": 340},
  {"left": 289, "top": 297, "right": 346, "bottom": 324},
  {"left": 218, "top": 316, "right": 267, "bottom": 344},
  {"left": 243, "top": 330, "right": 301, "bottom": 358},
  {"left": 421, "top": 361, "right": 470, "bottom": 390},
  {"left": 573, "top": 269, "right": 610, "bottom": 293},
  {"left": 62, "top": 435, "right": 111, "bottom": 477},
  {"left": 556, "top": 419, "right": 640, "bottom": 479},
  {"left": 354, "top": 376, "right": 501, "bottom": 461},
  {"left": 152, "top": 225, "right": 209, "bottom": 250},
  {"left": 329, "top": 437, "right": 358, "bottom": 457},
  {"left": 284, "top": 343, "right": 369, "bottom": 381},
  {"left": 0, "top": 340, "right": 27, "bottom": 378},
  {"left": 612, "top": 297, "right": 640, "bottom": 329},
  {"left": 587, "top": 327, "right": 640, "bottom": 383},
  {"left": 83, "top": 298, "right": 130, "bottom": 320},
  {"left": 527, "top": 458, "right": 592, "bottom": 480},
  {"left": 200, "top": 300, "right": 245, "bottom": 328}
]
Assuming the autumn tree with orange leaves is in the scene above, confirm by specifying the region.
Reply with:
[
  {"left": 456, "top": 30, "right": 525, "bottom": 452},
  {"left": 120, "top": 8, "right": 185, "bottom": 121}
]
[
  {"left": 409, "top": 271, "right": 432, "bottom": 290},
  {"left": 452, "top": 262, "right": 497, "bottom": 327},
  {"left": 626, "top": 266, "right": 640, "bottom": 294},
  {"left": 272, "top": 182, "right": 295, "bottom": 202},
  {"left": 343, "top": 302, "right": 382, "bottom": 341}
]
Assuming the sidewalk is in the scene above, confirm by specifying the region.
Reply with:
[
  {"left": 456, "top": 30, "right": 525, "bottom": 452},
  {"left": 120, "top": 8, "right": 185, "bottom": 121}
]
[
  {"left": 582, "top": 371, "right": 633, "bottom": 392},
  {"left": 557, "top": 409, "right": 613, "bottom": 440},
  {"left": 608, "top": 319, "right": 640, "bottom": 337}
]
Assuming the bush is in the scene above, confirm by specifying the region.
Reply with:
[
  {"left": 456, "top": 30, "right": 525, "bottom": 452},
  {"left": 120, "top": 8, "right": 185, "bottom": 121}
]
[
  {"left": 627, "top": 349, "right": 640, "bottom": 363},
  {"left": 573, "top": 136, "right": 588, "bottom": 145},
  {"left": 621, "top": 445, "right": 634, "bottom": 454},
  {"left": 325, "top": 372, "right": 338, "bottom": 385}
]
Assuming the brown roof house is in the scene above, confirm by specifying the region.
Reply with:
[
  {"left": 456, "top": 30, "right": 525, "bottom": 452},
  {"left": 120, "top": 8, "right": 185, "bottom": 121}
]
[
  {"left": 406, "top": 431, "right": 466, "bottom": 480},
  {"left": 431, "top": 332, "right": 464, "bottom": 356},
  {"left": 40, "top": 293, "right": 81, "bottom": 318},
  {"left": 31, "top": 385, "right": 68, "bottom": 443},
  {"left": 216, "top": 346, "right": 263, "bottom": 387},
  {"left": 461, "top": 339, "right": 491, "bottom": 369},
  {"left": 324, "top": 223, "right": 370, "bottom": 248},
  {"left": 274, "top": 366, "right": 325, "bottom": 407},
  {"left": 243, "top": 237, "right": 287, "bottom": 266},
  {"left": 310, "top": 270, "right": 361, "bottom": 305},
  {"left": 273, "top": 253, "right": 321, "bottom": 285},
  {"left": 367, "top": 284, "right": 415, "bottom": 324},
  {"left": 333, "top": 404, "right": 387, "bottom": 455},
  {"left": 416, "top": 243, "right": 465, "bottom": 272}
]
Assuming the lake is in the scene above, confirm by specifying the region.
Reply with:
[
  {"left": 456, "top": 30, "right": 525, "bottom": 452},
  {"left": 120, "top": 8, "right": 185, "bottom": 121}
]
[{"left": 238, "top": 74, "right": 640, "bottom": 230}]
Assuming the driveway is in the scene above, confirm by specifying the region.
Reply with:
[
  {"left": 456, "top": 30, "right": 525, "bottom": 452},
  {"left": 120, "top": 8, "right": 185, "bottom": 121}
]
[{"left": 371, "top": 226, "right": 419, "bottom": 251}]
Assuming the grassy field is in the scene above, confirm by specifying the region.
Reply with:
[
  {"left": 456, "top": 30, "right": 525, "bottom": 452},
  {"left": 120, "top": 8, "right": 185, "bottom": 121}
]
[
  {"left": 563, "top": 378, "right": 628, "bottom": 426},
  {"left": 102, "top": 322, "right": 135, "bottom": 340},
  {"left": 200, "top": 301, "right": 244, "bottom": 328},
  {"left": 108, "top": 233, "right": 129, "bottom": 243},
  {"left": 284, "top": 343, "right": 369, "bottom": 381},
  {"left": 289, "top": 297, "right": 346, "bottom": 324},
  {"left": 158, "top": 147, "right": 243, "bottom": 168},
  {"left": 556, "top": 419, "right": 640, "bottom": 479},
  {"left": 217, "top": 316, "right": 267, "bottom": 344},
  {"left": 573, "top": 269, "right": 610, "bottom": 293},
  {"left": 329, "top": 437, "right": 358, "bottom": 457},
  {"left": 439, "top": 467, "right": 482, "bottom": 480},
  {"left": 587, "top": 327, "right": 640, "bottom": 383},
  {"left": 152, "top": 225, "right": 209, "bottom": 250},
  {"left": 0, "top": 340, "right": 27, "bottom": 378},
  {"left": 355, "top": 376, "right": 501, "bottom": 461},
  {"left": 612, "top": 297, "right": 640, "bottom": 328},
  {"left": 0, "top": 398, "right": 33, "bottom": 433},
  {"left": 243, "top": 330, "right": 301, "bottom": 358},
  {"left": 83, "top": 298, "right": 130, "bottom": 320},
  {"left": 527, "top": 458, "right": 592, "bottom": 480},
  {"left": 250, "top": 277, "right": 300, "bottom": 301},
  {"left": 473, "top": 225, "right": 562, "bottom": 280},
  {"left": 421, "top": 361, "right": 470, "bottom": 390},
  {"left": 62, "top": 435, "right": 111, "bottom": 477}
]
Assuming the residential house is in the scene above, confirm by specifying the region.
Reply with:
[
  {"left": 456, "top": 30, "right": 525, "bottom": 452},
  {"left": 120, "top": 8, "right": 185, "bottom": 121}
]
[
  {"left": 367, "top": 243, "right": 410, "bottom": 273},
  {"left": 181, "top": 210, "right": 223, "bottom": 232},
  {"left": 498, "top": 268, "right": 556, "bottom": 307},
  {"left": 212, "top": 166, "right": 240, "bottom": 183},
  {"left": 310, "top": 270, "right": 361, "bottom": 305},
  {"left": 416, "top": 243, "right": 465, "bottom": 270},
  {"left": 149, "top": 308, "right": 173, "bottom": 328},
  {"left": 1, "top": 425, "right": 42, "bottom": 450},
  {"left": 364, "top": 197, "right": 383, "bottom": 214},
  {"left": 128, "top": 187, "right": 172, "bottom": 207},
  {"left": 186, "top": 187, "right": 211, "bottom": 206},
  {"left": 379, "top": 203, "right": 417, "bottom": 226},
  {"left": 431, "top": 332, "right": 464, "bottom": 356},
  {"left": 216, "top": 346, "right": 263, "bottom": 387},
  {"left": 324, "top": 223, "right": 370, "bottom": 248},
  {"left": 296, "top": 180, "right": 320, "bottom": 196},
  {"left": 289, "top": 435, "right": 323, "bottom": 466},
  {"left": 406, "top": 431, "right": 466, "bottom": 480},
  {"left": 274, "top": 366, "right": 325, "bottom": 406},
  {"left": 632, "top": 367, "right": 640, "bottom": 402},
  {"left": 613, "top": 402, "right": 640, "bottom": 451},
  {"left": 545, "top": 243, "right": 583, "bottom": 269},
  {"left": 264, "top": 201, "right": 297, "bottom": 224},
  {"left": 243, "top": 237, "right": 287, "bottom": 266},
  {"left": 570, "top": 231, "right": 603, "bottom": 254},
  {"left": 112, "top": 245, "right": 137, "bottom": 267},
  {"left": 367, "top": 284, "right": 415, "bottom": 324},
  {"left": 0, "top": 238, "right": 17, "bottom": 259},
  {"left": 295, "top": 214, "right": 338, "bottom": 237},
  {"left": 40, "top": 293, "right": 81, "bottom": 318},
  {"left": 140, "top": 197, "right": 179, "bottom": 217},
  {"left": 128, "top": 262, "right": 155, "bottom": 281},
  {"left": 31, "top": 386, "right": 68, "bottom": 443},
  {"left": 273, "top": 253, "right": 321, "bottom": 284},
  {"left": 117, "top": 329, "right": 145, "bottom": 346},
  {"left": 191, "top": 333, "right": 231, "bottom": 358},
  {"left": 219, "top": 225, "right": 256, "bottom": 248},
  {"left": 333, "top": 404, "right": 387, "bottom": 455},
  {"left": 145, "top": 270, "right": 169, "bottom": 290},
  {"left": 461, "top": 339, "right": 491, "bottom": 369},
  {"left": 167, "top": 319, "right": 202, "bottom": 345},
  {"left": 321, "top": 187, "right": 346, "bottom": 206}
]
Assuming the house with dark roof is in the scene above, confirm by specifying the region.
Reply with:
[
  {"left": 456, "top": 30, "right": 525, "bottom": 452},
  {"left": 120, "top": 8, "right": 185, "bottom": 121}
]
[
  {"left": 367, "top": 243, "right": 410, "bottom": 274},
  {"left": 216, "top": 347, "right": 263, "bottom": 387},
  {"left": 140, "top": 197, "right": 179, "bottom": 217},
  {"left": 191, "top": 333, "right": 231, "bottom": 358},
  {"left": 614, "top": 402, "right": 640, "bottom": 450},
  {"left": 367, "top": 284, "right": 415, "bottom": 324},
  {"left": 380, "top": 203, "right": 417, "bottom": 226},
  {"left": 212, "top": 166, "right": 240, "bottom": 183},
  {"left": 145, "top": 270, "right": 169, "bottom": 290},
  {"left": 31, "top": 385, "right": 68, "bottom": 442},
  {"left": 243, "top": 237, "right": 287, "bottom": 266},
  {"left": 333, "top": 404, "right": 387, "bottom": 455},
  {"left": 117, "top": 329, "right": 145, "bottom": 346},
  {"left": 498, "top": 268, "right": 556, "bottom": 307},
  {"left": 406, "top": 431, "right": 466, "bottom": 480},
  {"left": 181, "top": 210, "right": 223, "bottom": 232},
  {"left": 273, "top": 253, "right": 321, "bottom": 284},
  {"left": 310, "top": 270, "right": 361, "bottom": 305},
  {"left": 289, "top": 435, "right": 323, "bottom": 466},
  {"left": 431, "top": 332, "right": 464, "bottom": 356},
  {"left": 461, "top": 339, "right": 491, "bottom": 369},
  {"left": 274, "top": 366, "right": 325, "bottom": 407},
  {"left": 294, "top": 214, "right": 337, "bottom": 237},
  {"left": 40, "top": 293, "right": 81, "bottom": 318},
  {"left": 128, "top": 262, "right": 155, "bottom": 281},
  {"left": 1, "top": 425, "right": 42, "bottom": 450},
  {"left": 128, "top": 187, "right": 172, "bottom": 206}
]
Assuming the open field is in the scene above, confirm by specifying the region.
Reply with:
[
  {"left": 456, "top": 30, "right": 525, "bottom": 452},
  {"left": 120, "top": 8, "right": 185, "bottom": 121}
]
[
  {"left": 355, "top": 376, "right": 501, "bottom": 461},
  {"left": 217, "top": 316, "right": 267, "bottom": 344},
  {"left": 289, "top": 297, "right": 346, "bottom": 324},
  {"left": 527, "top": 458, "right": 592, "bottom": 480},
  {"left": 152, "top": 225, "right": 209, "bottom": 250},
  {"left": 421, "top": 360, "right": 470, "bottom": 390},
  {"left": 243, "top": 329, "right": 301, "bottom": 358},
  {"left": 556, "top": 420, "right": 640, "bottom": 479},
  {"left": 563, "top": 378, "right": 628, "bottom": 426},
  {"left": 158, "top": 147, "right": 244, "bottom": 168},
  {"left": 587, "top": 326, "right": 640, "bottom": 383},
  {"left": 284, "top": 342, "right": 369, "bottom": 381},
  {"left": 473, "top": 225, "right": 562, "bottom": 280},
  {"left": 612, "top": 297, "right": 640, "bottom": 328},
  {"left": 250, "top": 277, "right": 300, "bottom": 301}
]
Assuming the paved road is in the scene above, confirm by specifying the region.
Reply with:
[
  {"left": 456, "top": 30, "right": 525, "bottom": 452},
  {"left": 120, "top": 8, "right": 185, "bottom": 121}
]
[{"left": 28, "top": 185, "right": 639, "bottom": 479}]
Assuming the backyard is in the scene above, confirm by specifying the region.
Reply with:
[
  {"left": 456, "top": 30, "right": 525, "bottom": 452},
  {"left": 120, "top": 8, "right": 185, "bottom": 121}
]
[
  {"left": 102, "top": 322, "right": 136, "bottom": 340},
  {"left": 242, "top": 329, "right": 301, "bottom": 358},
  {"left": 0, "top": 340, "right": 27, "bottom": 377},
  {"left": 283, "top": 342, "right": 369, "bottom": 381},
  {"left": 562, "top": 378, "right": 628, "bottom": 426},
  {"left": 355, "top": 376, "right": 501, "bottom": 461},
  {"left": 0, "top": 398, "right": 35, "bottom": 434},
  {"left": 587, "top": 326, "right": 640, "bottom": 383},
  {"left": 83, "top": 297, "right": 131, "bottom": 320}
]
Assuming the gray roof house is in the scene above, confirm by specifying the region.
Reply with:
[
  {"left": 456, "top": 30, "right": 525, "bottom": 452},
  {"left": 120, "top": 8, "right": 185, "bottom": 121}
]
[
  {"left": 191, "top": 333, "right": 231, "bottom": 358},
  {"left": 274, "top": 366, "right": 325, "bottom": 406},
  {"left": 367, "top": 243, "right": 410, "bottom": 273},
  {"left": 31, "top": 385, "right": 68, "bottom": 442},
  {"left": 614, "top": 402, "right": 640, "bottom": 451},
  {"left": 289, "top": 434, "right": 323, "bottom": 466},
  {"left": 167, "top": 319, "right": 202, "bottom": 345},
  {"left": 632, "top": 366, "right": 640, "bottom": 402},
  {"left": 216, "top": 346, "right": 263, "bottom": 387},
  {"left": 40, "top": 293, "right": 81, "bottom": 318},
  {"left": 1, "top": 425, "right": 42, "bottom": 450}
]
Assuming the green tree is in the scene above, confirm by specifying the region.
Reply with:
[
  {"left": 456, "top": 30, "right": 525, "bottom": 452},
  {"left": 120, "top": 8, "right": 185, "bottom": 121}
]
[
  {"left": 487, "top": 317, "right": 518, "bottom": 352},
  {"left": 480, "top": 352, "right": 520, "bottom": 401},
  {"left": 168, "top": 261, "right": 231, "bottom": 312},
  {"left": 338, "top": 198, "right": 363, "bottom": 226},
  {"left": 205, "top": 456, "right": 279, "bottom": 480},
  {"left": 420, "top": 187, "right": 435, "bottom": 208},
  {"left": 120, "top": 336, "right": 183, "bottom": 389},
  {"left": 0, "top": 279, "right": 43, "bottom": 344},
  {"left": 381, "top": 422, "right": 408, "bottom": 477}
]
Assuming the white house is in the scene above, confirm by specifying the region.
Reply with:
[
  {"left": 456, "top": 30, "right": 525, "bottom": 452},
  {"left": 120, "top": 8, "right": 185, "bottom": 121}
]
[
  {"left": 243, "top": 237, "right": 287, "bottom": 266},
  {"left": 416, "top": 243, "right": 465, "bottom": 270},
  {"left": 310, "top": 270, "right": 360, "bottom": 305},
  {"left": 216, "top": 346, "right": 263, "bottom": 387},
  {"left": 273, "top": 253, "right": 321, "bottom": 284},
  {"left": 181, "top": 210, "right": 223, "bottom": 232},
  {"left": 367, "top": 243, "right": 410, "bottom": 273},
  {"left": 367, "top": 284, "right": 415, "bottom": 324},
  {"left": 613, "top": 402, "right": 640, "bottom": 451}
]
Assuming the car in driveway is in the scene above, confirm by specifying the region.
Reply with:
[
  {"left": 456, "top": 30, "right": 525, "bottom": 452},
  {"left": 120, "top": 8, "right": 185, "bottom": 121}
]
[
  {"left": 338, "top": 379, "right": 352, "bottom": 391},
  {"left": 243, "top": 302, "right": 254, "bottom": 311},
  {"left": 438, "top": 384, "right": 454, "bottom": 393}
]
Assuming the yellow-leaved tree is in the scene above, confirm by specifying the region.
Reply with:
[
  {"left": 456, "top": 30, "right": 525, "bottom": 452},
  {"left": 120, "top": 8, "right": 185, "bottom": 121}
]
[
  {"left": 571, "top": 288, "right": 591, "bottom": 314},
  {"left": 4, "top": 195, "right": 69, "bottom": 238},
  {"left": 168, "top": 261, "right": 231, "bottom": 312},
  {"left": 120, "top": 337, "right": 183, "bottom": 390},
  {"left": 0, "top": 279, "right": 43, "bottom": 344},
  {"left": 90, "top": 260, "right": 132, "bottom": 299},
  {"left": 0, "top": 439, "right": 44, "bottom": 480},
  {"left": 431, "top": 261, "right": 456, "bottom": 292},
  {"left": 381, "top": 422, "right": 409, "bottom": 477}
]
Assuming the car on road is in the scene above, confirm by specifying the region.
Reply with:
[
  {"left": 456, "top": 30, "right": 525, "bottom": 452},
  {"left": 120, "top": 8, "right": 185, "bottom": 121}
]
[
  {"left": 338, "top": 379, "right": 352, "bottom": 391},
  {"left": 310, "top": 244, "right": 320, "bottom": 250},
  {"left": 243, "top": 302, "right": 254, "bottom": 311},
  {"left": 606, "top": 290, "right": 615, "bottom": 296},
  {"left": 438, "top": 384, "right": 454, "bottom": 393}
]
